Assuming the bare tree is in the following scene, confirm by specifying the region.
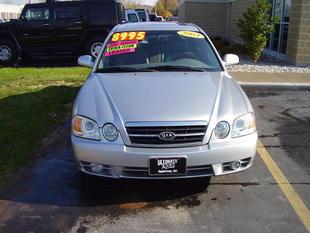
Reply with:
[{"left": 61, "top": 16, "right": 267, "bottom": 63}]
[
  {"left": 121, "top": 0, "right": 141, "bottom": 9},
  {"left": 152, "top": 0, "right": 178, "bottom": 17}
]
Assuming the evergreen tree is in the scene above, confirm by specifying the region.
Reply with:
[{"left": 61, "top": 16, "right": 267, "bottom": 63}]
[{"left": 237, "top": 0, "right": 279, "bottom": 62}]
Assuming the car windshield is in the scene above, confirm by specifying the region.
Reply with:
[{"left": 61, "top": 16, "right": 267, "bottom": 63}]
[{"left": 96, "top": 30, "right": 223, "bottom": 72}]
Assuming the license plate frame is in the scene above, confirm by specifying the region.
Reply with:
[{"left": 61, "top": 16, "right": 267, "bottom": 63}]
[{"left": 149, "top": 156, "right": 187, "bottom": 176}]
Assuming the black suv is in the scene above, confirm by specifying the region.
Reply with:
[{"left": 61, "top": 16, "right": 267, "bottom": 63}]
[{"left": 0, "top": 0, "right": 125, "bottom": 65}]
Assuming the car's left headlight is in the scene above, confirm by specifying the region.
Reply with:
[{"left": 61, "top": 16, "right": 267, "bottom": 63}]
[
  {"left": 72, "top": 115, "right": 100, "bottom": 140},
  {"left": 232, "top": 112, "right": 256, "bottom": 138}
]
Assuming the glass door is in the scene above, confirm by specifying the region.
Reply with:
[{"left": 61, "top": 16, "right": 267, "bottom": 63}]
[{"left": 268, "top": 0, "right": 291, "bottom": 54}]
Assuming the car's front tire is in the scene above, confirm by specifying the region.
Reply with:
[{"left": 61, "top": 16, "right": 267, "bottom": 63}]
[{"left": 0, "top": 39, "right": 18, "bottom": 66}]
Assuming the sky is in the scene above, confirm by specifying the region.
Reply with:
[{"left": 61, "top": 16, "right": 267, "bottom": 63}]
[
  {"left": 0, "top": 0, "right": 157, "bottom": 6},
  {"left": 141, "top": 0, "right": 156, "bottom": 5}
]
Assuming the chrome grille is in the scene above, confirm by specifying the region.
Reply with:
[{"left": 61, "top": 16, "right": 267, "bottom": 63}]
[{"left": 126, "top": 122, "right": 207, "bottom": 148}]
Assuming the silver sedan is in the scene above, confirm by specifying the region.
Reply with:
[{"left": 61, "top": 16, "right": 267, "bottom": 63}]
[{"left": 72, "top": 22, "right": 257, "bottom": 179}]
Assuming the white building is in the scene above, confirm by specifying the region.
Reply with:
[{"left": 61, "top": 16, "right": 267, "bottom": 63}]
[{"left": 0, "top": 4, "right": 24, "bottom": 20}]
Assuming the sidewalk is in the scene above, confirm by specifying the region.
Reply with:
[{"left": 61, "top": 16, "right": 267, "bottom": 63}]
[{"left": 231, "top": 72, "right": 310, "bottom": 87}]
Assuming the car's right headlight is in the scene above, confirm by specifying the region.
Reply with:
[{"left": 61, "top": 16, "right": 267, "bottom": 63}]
[
  {"left": 214, "top": 121, "right": 230, "bottom": 139},
  {"left": 72, "top": 115, "right": 100, "bottom": 140},
  {"left": 232, "top": 112, "right": 256, "bottom": 138}
]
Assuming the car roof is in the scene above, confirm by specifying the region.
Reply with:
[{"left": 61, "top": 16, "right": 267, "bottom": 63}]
[{"left": 115, "top": 22, "right": 200, "bottom": 32}]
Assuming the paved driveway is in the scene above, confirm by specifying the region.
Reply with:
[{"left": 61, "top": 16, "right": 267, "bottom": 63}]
[{"left": 0, "top": 89, "right": 309, "bottom": 233}]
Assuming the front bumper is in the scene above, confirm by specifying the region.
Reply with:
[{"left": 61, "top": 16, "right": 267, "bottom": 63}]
[{"left": 71, "top": 132, "right": 258, "bottom": 179}]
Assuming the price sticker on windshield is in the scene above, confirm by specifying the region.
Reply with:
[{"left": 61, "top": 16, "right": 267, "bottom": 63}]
[
  {"left": 104, "top": 40, "right": 138, "bottom": 57},
  {"left": 111, "top": 32, "right": 146, "bottom": 42},
  {"left": 177, "top": 31, "right": 204, "bottom": 39}
]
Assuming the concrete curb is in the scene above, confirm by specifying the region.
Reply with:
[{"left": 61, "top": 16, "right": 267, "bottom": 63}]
[
  {"left": 238, "top": 82, "right": 310, "bottom": 91},
  {"left": 238, "top": 82, "right": 310, "bottom": 87}
]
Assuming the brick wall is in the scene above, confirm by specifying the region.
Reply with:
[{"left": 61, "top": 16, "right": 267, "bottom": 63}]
[
  {"left": 178, "top": 0, "right": 310, "bottom": 65},
  {"left": 0, "top": 4, "right": 23, "bottom": 20},
  {"left": 178, "top": 2, "right": 229, "bottom": 39},
  {"left": 178, "top": 2, "right": 186, "bottom": 22},
  {"left": 286, "top": 0, "right": 310, "bottom": 65},
  {"left": 178, "top": 0, "right": 256, "bottom": 40}
]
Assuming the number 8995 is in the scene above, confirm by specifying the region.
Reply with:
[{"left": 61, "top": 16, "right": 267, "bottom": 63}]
[{"left": 111, "top": 32, "right": 146, "bottom": 42}]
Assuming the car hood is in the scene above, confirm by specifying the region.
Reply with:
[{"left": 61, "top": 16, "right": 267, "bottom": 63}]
[{"left": 73, "top": 71, "right": 250, "bottom": 143}]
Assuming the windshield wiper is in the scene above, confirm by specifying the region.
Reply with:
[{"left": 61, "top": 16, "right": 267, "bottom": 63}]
[
  {"left": 144, "top": 65, "right": 206, "bottom": 72},
  {"left": 96, "top": 67, "right": 155, "bottom": 73}
]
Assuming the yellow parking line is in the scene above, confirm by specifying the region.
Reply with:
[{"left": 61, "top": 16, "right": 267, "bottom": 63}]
[{"left": 257, "top": 140, "right": 310, "bottom": 232}]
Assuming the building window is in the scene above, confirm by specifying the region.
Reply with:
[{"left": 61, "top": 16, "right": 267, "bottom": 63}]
[{"left": 268, "top": 0, "right": 291, "bottom": 54}]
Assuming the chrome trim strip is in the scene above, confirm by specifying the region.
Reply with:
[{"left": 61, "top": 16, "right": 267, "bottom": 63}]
[
  {"left": 128, "top": 133, "right": 205, "bottom": 137},
  {"left": 126, "top": 121, "right": 208, "bottom": 127},
  {"left": 128, "top": 134, "right": 158, "bottom": 137}
]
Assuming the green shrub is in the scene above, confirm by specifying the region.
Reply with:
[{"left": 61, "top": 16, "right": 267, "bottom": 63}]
[{"left": 237, "top": 0, "right": 279, "bottom": 62}]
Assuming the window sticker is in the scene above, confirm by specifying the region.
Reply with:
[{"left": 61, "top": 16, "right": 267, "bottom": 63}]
[
  {"left": 104, "top": 40, "right": 138, "bottom": 57},
  {"left": 177, "top": 31, "right": 204, "bottom": 39},
  {"left": 111, "top": 32, "right": 146, "bottom": 42}
]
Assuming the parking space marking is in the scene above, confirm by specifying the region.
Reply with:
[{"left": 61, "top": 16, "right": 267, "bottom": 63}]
[{"left": 257, "top": 140, "right": 310, "bottom": 232}]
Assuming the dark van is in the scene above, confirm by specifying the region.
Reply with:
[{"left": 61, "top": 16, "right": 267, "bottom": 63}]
[{"left": 0, "top": 0, "right": 125, "bottom": 65}]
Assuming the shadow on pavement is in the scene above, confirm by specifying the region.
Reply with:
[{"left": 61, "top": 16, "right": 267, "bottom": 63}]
[
  {"left": 1, "top": 146, "right": 210, "bottom": 207},
  {"left": 0, "top": 110, "right": 210, "bottom": 207}
]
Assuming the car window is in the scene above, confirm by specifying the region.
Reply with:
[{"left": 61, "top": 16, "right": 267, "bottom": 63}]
[
  {"left": 85, "top": 2, "right": 115, "bottom": 20},
  {"left": 137, "top": 12, "right": 147, "bottom": 21},
  {"left": 97, "top": 30, "right": 222, "bottom": 72},
  {"left": 24, "top": 7, "right": 49, "bottom": 21},
  {"left": 149, "top": 14, "right": 156, "bottom": 21},
  {"left": 128, "top": 13, "right": 138, "bottom": 22},
  {"left": 55, "top": 6, "right": 82, "bottom": 20}
]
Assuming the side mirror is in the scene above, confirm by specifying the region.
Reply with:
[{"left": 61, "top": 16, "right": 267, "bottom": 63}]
[
  {"left": 223, "top": 54, "right": 239, "bottom": 66},
  {"left": 78, "top": 55, "right": 94, "bottom": 68}
]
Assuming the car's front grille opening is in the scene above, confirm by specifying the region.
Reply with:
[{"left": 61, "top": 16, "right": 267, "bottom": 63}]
[
  {"left": 80, "top": 162, "right": 213, "bottom": 178},
  {"left": 126, "top": 124, "right": 207, "bottom": 148},
  {"left": 122, "top": 165, "right": 213, "bottom": 178},
  {"left": 122, "top": 167, "right": 149, "bottom": 177}
]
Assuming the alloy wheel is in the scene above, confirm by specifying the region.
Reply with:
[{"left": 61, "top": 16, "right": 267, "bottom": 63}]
[
  {"left": 90, "top": 42, "right": 102, "bottom": 57},
  {"left": 0, "top": 45, "right": 12, "bottom": 61}
]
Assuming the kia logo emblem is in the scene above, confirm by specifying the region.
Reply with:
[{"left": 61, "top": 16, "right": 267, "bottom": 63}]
[{"left": 159, "top": 132, "right": 176, "bottom": 141}]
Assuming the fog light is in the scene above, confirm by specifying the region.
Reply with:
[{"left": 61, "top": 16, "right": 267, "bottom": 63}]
[
  {"left": 231, "top": 160, "right": 241, "bottom": 170},
  {"left": 90, "top": 163, "right": 104, "bottom": 173}
]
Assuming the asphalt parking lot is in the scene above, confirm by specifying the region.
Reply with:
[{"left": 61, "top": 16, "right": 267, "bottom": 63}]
[{"left": 0, "top": 89, "right": 309, "bottom": 233}]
